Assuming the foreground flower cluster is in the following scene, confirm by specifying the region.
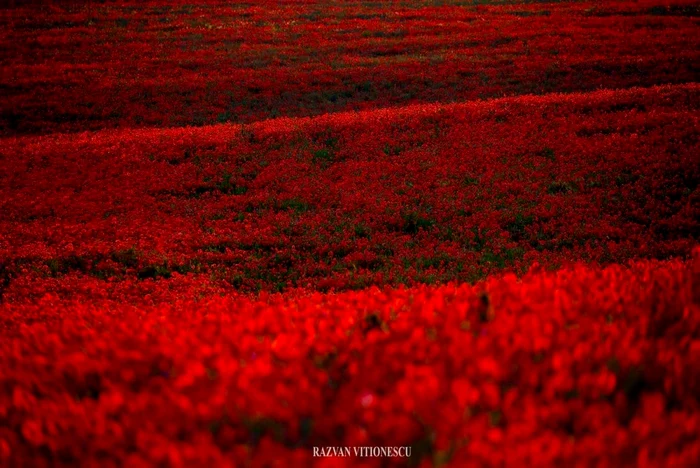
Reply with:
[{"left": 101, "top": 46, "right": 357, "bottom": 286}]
[{"left": 1, "top": 254, "right": 698, "bottom": 466}]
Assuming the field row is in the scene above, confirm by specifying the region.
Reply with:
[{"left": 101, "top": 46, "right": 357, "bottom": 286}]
[
  {"left": 1, "top": 83, "right": 698, "bottom": 302},
  {"left": 1, "top": 0, "right": 698, "bottom": 135}
]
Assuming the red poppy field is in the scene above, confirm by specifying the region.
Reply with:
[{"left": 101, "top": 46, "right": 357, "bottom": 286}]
[{"left": 1, "top": 0, "right": 699, "bottom": 466}]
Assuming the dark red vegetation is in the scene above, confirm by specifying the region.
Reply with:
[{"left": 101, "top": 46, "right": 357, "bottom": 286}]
[
  {"left": 1, "top": 0, "right": 699, "bottom": 136},
  {"left": 0, "top": 0, "right": 698, "bottom": 466}
]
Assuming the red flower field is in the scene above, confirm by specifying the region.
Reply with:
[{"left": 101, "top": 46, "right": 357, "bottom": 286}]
[{"left": 0, "top": 0, "right": 698, "bottom": 466}]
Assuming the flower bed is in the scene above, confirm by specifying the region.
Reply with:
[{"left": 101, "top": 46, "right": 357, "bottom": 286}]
[
  {"left": 1, "top": 254, "right": 698, "bottom": 465},
  {"left": 1, "top": 0, "right": 698, "bottom": 135},
  {"left": 1, "top": 0, "right": 698, "bottom": 465},
  {"left": 1, "top": 84, "right": 698, "bottom": 301}
]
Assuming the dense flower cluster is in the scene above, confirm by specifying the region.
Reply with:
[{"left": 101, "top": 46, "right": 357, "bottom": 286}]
[
  {"left": 1, "top": 0, "right": 698, "bottom": 135},
  {"left": 1, "top": 255, "right": 698, "bottom": 466}
]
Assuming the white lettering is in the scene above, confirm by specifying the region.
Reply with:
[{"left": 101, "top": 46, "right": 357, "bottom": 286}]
[{"left": 314, "top": 446, "right": 412, "bottom": 457}]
